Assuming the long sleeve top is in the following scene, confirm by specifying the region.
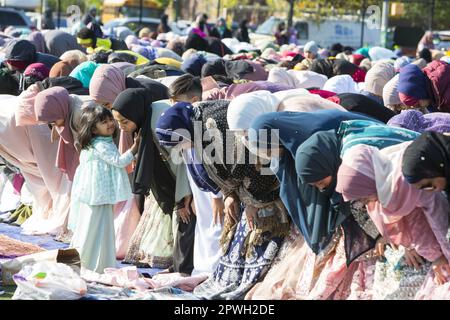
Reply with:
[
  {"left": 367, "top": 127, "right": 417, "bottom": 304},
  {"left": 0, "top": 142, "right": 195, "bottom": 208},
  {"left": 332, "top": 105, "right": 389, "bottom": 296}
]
[{"left": 71, "top": 136, "right": 134, "bottom": 205}]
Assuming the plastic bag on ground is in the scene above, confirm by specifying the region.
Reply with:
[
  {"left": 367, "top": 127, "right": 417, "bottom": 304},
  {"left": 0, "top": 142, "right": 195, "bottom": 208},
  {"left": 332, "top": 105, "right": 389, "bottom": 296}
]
[{"left": 12, "top": 261, "right": 87, "bottom": 300}]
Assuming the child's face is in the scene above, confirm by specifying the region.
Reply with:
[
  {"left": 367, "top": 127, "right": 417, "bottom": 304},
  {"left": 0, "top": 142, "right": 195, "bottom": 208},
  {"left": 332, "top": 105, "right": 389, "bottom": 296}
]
[
  {"left": 305, "top": 51, "right": 316, "bottom": 60},
  {"left": 171, "top": 94, "right": 200, "bottom": 104},
  {"left": 93, "top": 117, "right": 116, "bottom": 137}
]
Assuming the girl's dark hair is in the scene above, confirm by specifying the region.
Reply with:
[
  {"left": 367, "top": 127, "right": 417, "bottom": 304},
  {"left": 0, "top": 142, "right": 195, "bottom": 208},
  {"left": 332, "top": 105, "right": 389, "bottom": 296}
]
[
  {"left": 418, "top": 48, "right": 432, "bottom": 63},
  {"left": 169, "top": 74, "right": 203, "bottom": 99},
  {"left": 76, "top": 105, "right": 117, "bottom": 150}
]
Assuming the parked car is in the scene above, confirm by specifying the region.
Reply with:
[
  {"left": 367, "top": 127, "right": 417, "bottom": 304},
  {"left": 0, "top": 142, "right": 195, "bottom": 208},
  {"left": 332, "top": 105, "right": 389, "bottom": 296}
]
[
  {"left": 102, "top": 17, "right": 190, "bottom": 37},
  {"left": 0, "top": 7, "right": 32, "bottom": 29},
  {"left": 251, "top": 16, "right": 381, "bottom": 49},
  {"left": 103, "top": 17, "right": 160, "bottom": 36},
  {"left": 434, "top": 30, "right": 450, "bottom": 51}
]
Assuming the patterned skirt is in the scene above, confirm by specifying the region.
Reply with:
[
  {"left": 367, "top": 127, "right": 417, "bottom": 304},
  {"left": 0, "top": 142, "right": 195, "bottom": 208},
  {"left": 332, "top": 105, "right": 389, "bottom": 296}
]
[
  {"left": 193, "top": 213, "right": 284, "bottom": 300},
  {"left": 122, "top": 192, "right": 175, "bottom": 269}
]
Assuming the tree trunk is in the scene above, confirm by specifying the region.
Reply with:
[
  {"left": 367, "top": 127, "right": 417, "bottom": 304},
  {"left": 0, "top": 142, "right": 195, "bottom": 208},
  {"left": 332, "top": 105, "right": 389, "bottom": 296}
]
[{"left": 287, "top": 0, "right": 295, "bottom": 29}]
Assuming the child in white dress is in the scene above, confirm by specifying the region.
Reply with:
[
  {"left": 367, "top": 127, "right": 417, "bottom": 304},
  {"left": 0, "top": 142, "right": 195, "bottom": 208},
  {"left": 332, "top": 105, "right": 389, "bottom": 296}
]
[{"left": 70, "top": 105, "right": 140, "bottom": 273}]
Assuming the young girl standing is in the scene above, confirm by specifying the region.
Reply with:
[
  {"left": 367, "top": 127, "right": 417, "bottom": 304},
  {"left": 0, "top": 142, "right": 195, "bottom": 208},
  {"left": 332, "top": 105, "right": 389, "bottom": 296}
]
[{"left": 70, "top": 105, "right": 140, "bottom": 273}]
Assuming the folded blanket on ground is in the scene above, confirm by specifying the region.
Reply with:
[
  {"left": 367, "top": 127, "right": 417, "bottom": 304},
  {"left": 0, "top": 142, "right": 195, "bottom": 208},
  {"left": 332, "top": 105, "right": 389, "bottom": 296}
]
[
  {"left": 81, "top": 266, "right": 208, "bottom": 292},
  {"left": 0, "top": 234, "right": 44, "bottom": 259}
]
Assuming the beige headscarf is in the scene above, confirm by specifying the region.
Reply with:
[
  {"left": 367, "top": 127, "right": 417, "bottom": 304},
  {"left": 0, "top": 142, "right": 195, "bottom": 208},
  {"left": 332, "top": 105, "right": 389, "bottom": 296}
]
[
  {"left": 336, "top": 52, "right": 351, "bottom": 61},
  {"left": 138, "top": 27, "right": 151, "bottom": 39},
  {"left": 278, "top": 93, "right": 347, "bottom": 112},
  {"left": 359, "top": 58, "right": 372, "bottom": 72},
  {"left": 59, "top": 49, "right": 88, "bottom": 64},
  {"left": 364, "top": 61, "right": 395, "bottom": 96},
  {"left": 431, "top": 50, "right": 445, "bottom": 61},
  {"left": 182, "top": 48, "right": 198, "bottom": 61}
]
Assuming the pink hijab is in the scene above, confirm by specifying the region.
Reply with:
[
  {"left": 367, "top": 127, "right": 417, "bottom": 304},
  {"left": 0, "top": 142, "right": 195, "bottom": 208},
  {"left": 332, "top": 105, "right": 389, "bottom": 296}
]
[
  {"left": 89, "top": 64, "right": 127, "bottom": 104},
  {"left": 15, "top": 84, "right": 42, "bottom": 126},
  {"left": 336, "top": 143, "right": 450, "bottom": 262},
  {"left": 34, "top": 87, "right": 79, "bottom": 181}
]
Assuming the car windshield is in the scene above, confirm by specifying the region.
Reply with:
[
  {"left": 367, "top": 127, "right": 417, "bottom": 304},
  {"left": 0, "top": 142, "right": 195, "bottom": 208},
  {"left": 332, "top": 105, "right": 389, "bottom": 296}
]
[
  {"left": 255, "top": 17, "right": 281, "bottom": 35},
  {"left": 0, "top": 11, "right": 28, "bottom": 26},
  {"left": 103, "top": 20, "right": 123, "bottom": 29}
]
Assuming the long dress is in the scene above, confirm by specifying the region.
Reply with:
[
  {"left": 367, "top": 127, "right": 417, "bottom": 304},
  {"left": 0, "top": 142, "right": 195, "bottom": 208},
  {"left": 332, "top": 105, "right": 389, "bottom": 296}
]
[
  {"left": 70, "top": 136, "right": 135, "bottom": 273},
  {"left": 245, "top": 202, "right": 378, "bottom": 300},
  {"left": 191, "top": 100, "right": 290, "bottom": 299},
  {"left": 194, "top": 212, "right": 284, "bottom": 300},
  {"left": 122, "top": 100, "right": 192, "bottom": 269},
  {"left": 0, "top": 96, "right": 71, "bottom": 236}
]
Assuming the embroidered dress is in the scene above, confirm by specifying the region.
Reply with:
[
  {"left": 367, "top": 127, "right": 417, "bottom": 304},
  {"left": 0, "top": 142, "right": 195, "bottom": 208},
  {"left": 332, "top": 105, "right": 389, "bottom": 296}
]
[
  {"left": 191, "top": 100, "right": 288, "bottom": 299},
  {"left": 70, "top": 136, "right": 134, "bottom": 273},
  {"left": 193, "top": 212, "right": 283, "bottom": 300},
  {"left": 373, "top": 246, "right": 431, "bottom": 300}
]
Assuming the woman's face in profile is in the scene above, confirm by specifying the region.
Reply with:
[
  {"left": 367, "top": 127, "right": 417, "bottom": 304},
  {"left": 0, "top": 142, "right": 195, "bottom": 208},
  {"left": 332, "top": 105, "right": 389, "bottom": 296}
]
[
  {"left": 412, "top": 177, "right": 447, "bottom": 192},
  {"left": 112, "top": 110, "right": 137, "bottom": 132}
]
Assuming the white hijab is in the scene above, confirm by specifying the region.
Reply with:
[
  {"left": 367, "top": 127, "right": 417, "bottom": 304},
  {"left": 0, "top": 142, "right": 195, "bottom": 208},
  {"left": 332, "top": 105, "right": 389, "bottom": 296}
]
[
  {"left": 323, "top": 74, "right": 360, "bottom": 94},
  {"left": 267, "top": 67, "right": 327, "bottom": 89},
  {"left": 382, "top": 74, "right": 401, "bottom": 106},
  {"left": 227, "top": 90, "right": 281, "bottom": 131}
]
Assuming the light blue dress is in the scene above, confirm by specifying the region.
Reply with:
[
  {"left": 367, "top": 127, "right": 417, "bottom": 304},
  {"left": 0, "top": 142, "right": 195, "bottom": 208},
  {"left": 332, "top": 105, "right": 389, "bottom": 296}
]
[
  {"left": 71, "top": 136, "right": 133, "bottom": 206},
  {"left": 69, "top": 136, "right": 134, "bottom": 273}
]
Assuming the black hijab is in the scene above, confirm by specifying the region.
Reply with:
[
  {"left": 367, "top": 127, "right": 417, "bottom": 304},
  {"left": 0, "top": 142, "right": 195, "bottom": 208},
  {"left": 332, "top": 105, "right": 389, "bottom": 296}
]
[
  {"left": 201, "top": 59, "right": 227, "bottom": 78},
  {"left": 41, "top": 76, "right": 89, "bottom": 95},
  {"left": 185, "top": 33, "right": 209, "bottom": 52},
  {"left": 0, "top": 67, "right": 19, "bottom": 95},
  {"left": 237, "top": 20, "right": 249, "bottom": 43},
  {"left": 206, "top": 37, "right": 233, "bottom": 57},
  {"left": 402, "top": 131, "right": 450, "bottom": 189},
  {"left": 125, "top": 76, "right": 169, "bottom": 101},
  {"left": 112, "top": 88, "right": 176, "bottom": 215},
  {"left": 296, "top": 130, "right": 377, "bottom": 264},
  {"left": 309, "top": 59, "right": 334, "bottom": 78},
  {"left": 224, "top": 60, "right": 254, "bottom": 80},
  {"left": 337, "top": 93, "right": 396, "bottom": 123},
  {"left": 107, "top": 51, "right": 138, "bottom": 64},
  {"left": 332, "top": 59, "right": 359, "bottom": 76}
]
